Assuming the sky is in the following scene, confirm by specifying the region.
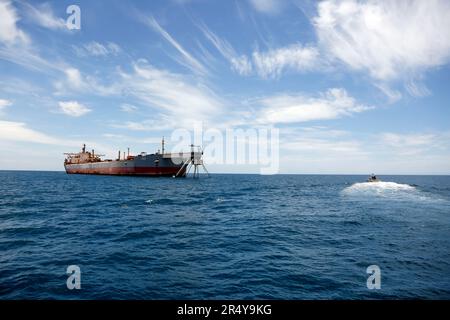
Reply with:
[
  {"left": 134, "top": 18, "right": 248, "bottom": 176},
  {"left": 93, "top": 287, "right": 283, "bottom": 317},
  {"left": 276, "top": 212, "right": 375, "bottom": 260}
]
[{"left": 0, "top": 0, "right": 450, "bottom": 174}]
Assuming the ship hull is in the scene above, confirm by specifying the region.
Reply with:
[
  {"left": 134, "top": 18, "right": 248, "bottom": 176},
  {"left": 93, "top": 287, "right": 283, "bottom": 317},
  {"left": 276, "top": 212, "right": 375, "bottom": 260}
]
[{"left": 64, "top": 155, "right": 186, "bottom": 177}]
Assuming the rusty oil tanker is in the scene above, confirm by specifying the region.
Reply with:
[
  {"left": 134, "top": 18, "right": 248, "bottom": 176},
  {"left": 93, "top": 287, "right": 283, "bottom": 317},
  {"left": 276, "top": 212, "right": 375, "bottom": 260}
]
[{"left": 64, "top": 138, "right": 205, "bottom": 177}]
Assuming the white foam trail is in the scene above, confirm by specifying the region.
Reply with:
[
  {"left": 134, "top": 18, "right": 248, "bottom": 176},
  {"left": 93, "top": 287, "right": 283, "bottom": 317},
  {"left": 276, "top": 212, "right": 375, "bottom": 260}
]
[
  {"left": 341, "top": 181, "right": 446, "bottom": 203},
  {"left": 343, "top": 181, "right": 415, "bottom": 194},
  {"left": 341, "top": 181, "right": 417, "bottom": 201}
]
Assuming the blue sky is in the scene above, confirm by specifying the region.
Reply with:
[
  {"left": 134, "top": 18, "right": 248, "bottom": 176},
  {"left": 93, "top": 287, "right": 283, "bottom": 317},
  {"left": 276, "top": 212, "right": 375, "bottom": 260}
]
[{"left": 0, "top": 0, "right": 450, "bottom": 174}]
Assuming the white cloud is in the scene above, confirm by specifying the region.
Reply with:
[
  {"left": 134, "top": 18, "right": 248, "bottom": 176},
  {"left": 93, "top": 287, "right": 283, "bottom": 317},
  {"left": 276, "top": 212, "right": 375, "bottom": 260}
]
[
  {"left": 54, "top": 67, "right": 87, "bottom": 93},
  {"left": 106, "top": 42, "right": 121, "bottom": 55},
  {"left": 112, "top": 119, "right": 173, "bottom": 132},
  {"left": 284, "top": 137, "right": 362, "bottom": 154},
  {"left": 0, "top": 0, "right": 29, "bottom": 44},
  {"left": 231, "top": 55, "right": 253, "bottom": 76},
  {"left": 277, "top": 127, "right": 369, "bottom": 174},
  {"left": 256, "top": 88, "right": 371, "bottom": 124},
  {"left": 23, "top": 2, "right": 66, "bottom": 30},
  {"left": 314, "top": 0, "right": 450, "bottom": 81},
  {"left": 248, "top": 0, "right": 283, "bottom": 15},
  {"left": 64, "top": 68, "right": 83, "bottom": 88},
  {"left": 0, "top": 120, "right": 63, "bottom": 144},
  {"left": 380, "top": 133, "right": 436, "bottom": 148},
  {"left": 405, "top": 80, "right": 431, "bottom": 98},
  {"left": 0, "top": 121, "right": 119, "bottom": 170},
  {"left": 58, "top": 101, "right": 91, "bottom": 117},
  {"left": 373, "top": 83, "right": 402, "bottom": 104},
  {"left": 74, "top": 41, "right": 122, "bottom": 57},
  {"left": 0, "top": 98, "right": 12, "bottom": 111},
  {"left": 52, "top": 59, "right": 225, "bottom": 127},
  {"left": 144, "top": 16, "right": 208, "bottom": 75},
  {"left": 0, "top": 44, "right": 64, "bottom": 73},
  {"left": 0, "top": 2, "right": 68, "bottom": 75},
  {"left": 102, "top": 133, "right": 126, "bottom": 139},
  {"left": 253, "top": 44, "right": 320, "bottom": 78},
  {"left": 199, "top": 23, "right": 320, "bottom": 78},
  {"left": 120, "top": 104, "right": 138, "bottom": 113},
  {"left": 375, "top": 132, "right": 450, "bottom": 160},
  {"left": 199, "top": 23, "right": 252, "bottom": 75},
  {"left": 84, "top": 42, "right": 111, "bottom": 56},
  {"left": 277, "top": 128, "right": 450, "bottom": 174},
  {"left": 118, "top": 60, "right": 224, "bottom": 126},
  {"left": 53, "top": 67, "right": 121, "bottom": 96},
  {"left": 0, "top": 78, "right": 44, "bottom": 96}
]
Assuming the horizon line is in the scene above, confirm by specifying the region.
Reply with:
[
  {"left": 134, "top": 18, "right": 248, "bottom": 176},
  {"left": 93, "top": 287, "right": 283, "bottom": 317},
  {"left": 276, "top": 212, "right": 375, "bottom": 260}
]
[{"left": 0, "top": 169, "right": 448, "bottom": 176}]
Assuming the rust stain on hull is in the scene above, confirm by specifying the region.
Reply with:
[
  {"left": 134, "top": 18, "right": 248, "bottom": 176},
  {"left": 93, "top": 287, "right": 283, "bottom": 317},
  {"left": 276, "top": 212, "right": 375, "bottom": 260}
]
[{"left": 65, "top": 165, "right": 186, "bottom": 177}]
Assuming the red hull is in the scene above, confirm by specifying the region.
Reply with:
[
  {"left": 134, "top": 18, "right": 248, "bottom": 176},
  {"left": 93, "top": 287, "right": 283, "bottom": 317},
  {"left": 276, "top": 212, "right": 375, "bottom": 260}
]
[{"left": 65, "top": 166, "right": 185, "bottom": 176}]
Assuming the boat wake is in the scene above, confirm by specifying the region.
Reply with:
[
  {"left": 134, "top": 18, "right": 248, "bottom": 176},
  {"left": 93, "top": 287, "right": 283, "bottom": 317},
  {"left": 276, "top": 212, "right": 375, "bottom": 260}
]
[
  {"left": 341, "top": 181, "right": 445, "bottom": 203},
  {"left": 344, "top": 181, "right": 415, "bottom": 193}
]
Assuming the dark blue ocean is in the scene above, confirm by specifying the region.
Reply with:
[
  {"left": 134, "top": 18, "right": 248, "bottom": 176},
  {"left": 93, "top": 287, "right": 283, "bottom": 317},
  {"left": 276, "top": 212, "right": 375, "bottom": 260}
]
[{"left": 1, "top": 171, "right": 449, "bottom": 299}]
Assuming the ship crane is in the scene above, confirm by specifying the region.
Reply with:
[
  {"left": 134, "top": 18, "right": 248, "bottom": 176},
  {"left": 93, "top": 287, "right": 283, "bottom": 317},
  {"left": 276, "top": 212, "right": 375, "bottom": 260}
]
[{"left": 174, "top": 144, "right": 209, "bottom": 178}]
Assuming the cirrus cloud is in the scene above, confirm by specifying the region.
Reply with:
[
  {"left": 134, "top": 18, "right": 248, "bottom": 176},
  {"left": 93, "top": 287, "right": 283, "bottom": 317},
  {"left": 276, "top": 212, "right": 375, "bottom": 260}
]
[
  {"left": 0, "top": 0, "right": 29, "bottom": 44},
  {"left": 313, "top": 0, "right": 450, "bottom": 81},
  {"left": 116, "top": 60, "right": 225, "bottom": 127},
  {"left": 256, "top": 88, "right": 372, "bottom": 124},
  {"left": 74, "top": 41, "right": 122, "bottom": 57},
  {"left": 252, "top": 44, "right": 320, "bottom": 79},
  {"left": 23, "top": 1, "right": 66, "bottom": 30}
]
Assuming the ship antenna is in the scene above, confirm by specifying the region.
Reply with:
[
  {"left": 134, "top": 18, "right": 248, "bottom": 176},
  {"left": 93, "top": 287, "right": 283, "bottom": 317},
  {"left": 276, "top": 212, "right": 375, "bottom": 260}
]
[{"left": 162, "top": 137, "right": 165, "bottom": 155}]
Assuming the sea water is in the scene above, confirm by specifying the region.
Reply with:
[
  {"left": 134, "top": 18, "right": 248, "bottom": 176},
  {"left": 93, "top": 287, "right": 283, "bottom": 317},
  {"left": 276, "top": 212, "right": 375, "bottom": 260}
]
[{"left": 0, "top": 171, "right": 449, "bottom": 299}]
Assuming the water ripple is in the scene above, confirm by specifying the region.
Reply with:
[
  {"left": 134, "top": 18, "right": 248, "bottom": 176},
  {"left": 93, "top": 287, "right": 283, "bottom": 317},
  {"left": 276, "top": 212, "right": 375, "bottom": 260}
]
[{"left": 0, "top": 172, "right": 449, "bottom": 299}]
